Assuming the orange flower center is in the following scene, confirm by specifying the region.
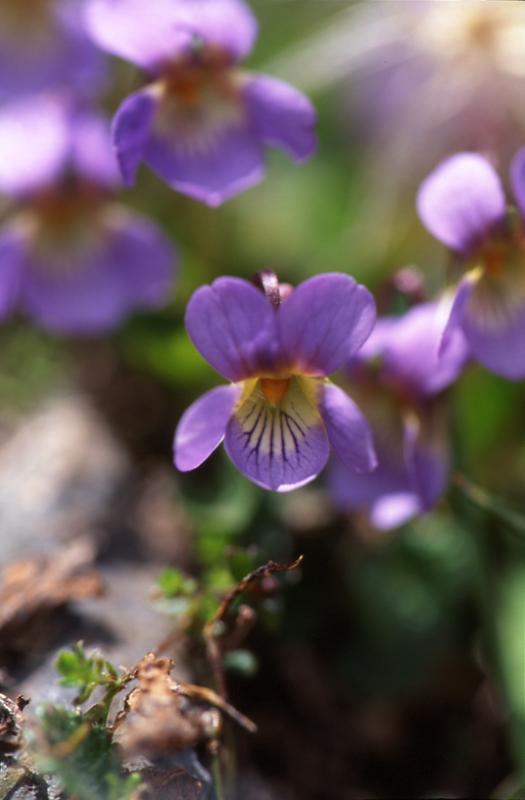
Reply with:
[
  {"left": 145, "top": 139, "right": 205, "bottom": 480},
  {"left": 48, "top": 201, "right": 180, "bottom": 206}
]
[
  {"left": 162, "top": 47, "right": 237, "bottom": 107},
  {"left": 260, "top": 378, "right": 290, "bottom": 406}
]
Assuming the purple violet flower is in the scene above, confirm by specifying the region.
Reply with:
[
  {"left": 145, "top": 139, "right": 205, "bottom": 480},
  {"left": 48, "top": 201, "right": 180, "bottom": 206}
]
[
  {"left": 417, "top": 150, "right": 525, "bottom": 380},
  {"left": 329, "top": 297, "right": 469, "bottom": 530},
  {"left": 84, "top": 0, "right": 317, "bottom": 206},
  {"left": 0, "top": 94, "right": 175, "bottom": 334},
  {"left": 0, "top": 0, "right": 106, "bottom": 100},
  {"left": 174, "top": 273, "right": 377, "bottom": 491}
]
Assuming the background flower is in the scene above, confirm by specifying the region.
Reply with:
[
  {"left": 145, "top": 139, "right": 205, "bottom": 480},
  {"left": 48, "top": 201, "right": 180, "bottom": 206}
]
[
  {"left": 417, "top": 151, "right": 525, "bottom": 380},
  {"left": 84, "top": 0, "right": 316, "bottom": 205},
  {"left": 0, "top": 0, "right": 106, "bottom": 100},
  {"left": 330, "top": 298, "right": 469, "bottom": 529},
  {"left": 0, "top": 94, "right": 175, "bottom": 333}
]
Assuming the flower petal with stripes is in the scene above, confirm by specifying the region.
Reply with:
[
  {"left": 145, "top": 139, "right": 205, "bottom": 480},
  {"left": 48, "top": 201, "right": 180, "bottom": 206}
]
[{"left": 224, "top": 376, "right": 329, "bottom": 491}]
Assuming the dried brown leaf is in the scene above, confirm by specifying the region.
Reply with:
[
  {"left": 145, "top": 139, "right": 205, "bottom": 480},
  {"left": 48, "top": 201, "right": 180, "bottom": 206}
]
[
  {"left": 113, "top": 654, "right": 205, "bottom": 758},
  {"left": 0, "top": 539, "right": 103, "bottom": 654}
]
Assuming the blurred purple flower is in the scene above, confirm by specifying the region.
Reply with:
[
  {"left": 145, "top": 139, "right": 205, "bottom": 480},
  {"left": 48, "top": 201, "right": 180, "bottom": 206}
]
[
  {"left": 174, "top": 274, "right": 377, "bottom": 491},
  {"left": 418, "top": 151, "right": 525, "bottom": 380},
  {"left": 329, "top": 298, "right": 469, "bottom": 530},
  {"left": 84, "top": 0, "right": 316, "bottom": 206},
  {"left": 0, "top": 0, "right": 106, "bottom": 99},
  {"left": 0, "top": 94, "right": 175, "bottom": 334}
]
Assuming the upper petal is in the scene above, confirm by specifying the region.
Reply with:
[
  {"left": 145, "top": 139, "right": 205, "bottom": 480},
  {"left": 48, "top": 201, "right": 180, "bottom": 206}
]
[
  {"left": 84, "top": 0, "right": 194, "bottom": 71},
  {"left": 174, "top": 384, "right": 242, "bottom": 471},
  {"left": 185, "top": 277, "right": 279, "bottom": 381},
  {"left": 112, "top": 88, "right": 158, "bottom": 187},
  {"left": 224, "top": 376, "right": 329, "bottom": 491},
  {"left": 173, "top": 0, "right": 258, "bottom": 60},
  {"left": 84, "top": 0, "right": 257, "bottom": 71},
  {"left": 0, "top": 94, "right": 70, "bottom": 196},
  {"left": 71, "top": 111, "right": 120, "bottom": 188},
  {"left": 417, "top": 153, "right": 506, "bottom": 254},
  {"left": 318, "top": 383, "right": 377, "bottom": 474},
  {"left": 379, "top": 298, "right": 470, "bottom": 397},
  {"left": 278, "top": 273, "right": 376, "bottom": 375},
  {"left": 244, "top": 74, "right": 317, "bottom": 161}
]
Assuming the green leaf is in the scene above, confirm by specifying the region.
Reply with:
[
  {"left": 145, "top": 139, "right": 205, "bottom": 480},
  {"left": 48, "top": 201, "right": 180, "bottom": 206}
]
[
  {"left": 493, "top": 560, "right": 525, "bottom": 781},
  {"left": 36, "top": 706, "right": 140, "bottom": 800},
  {"left": 157, "top": 567, "right": 197, "bottom": 599},
  {"left": 55, "top": 644, "right": 120, "bottom": 705}
]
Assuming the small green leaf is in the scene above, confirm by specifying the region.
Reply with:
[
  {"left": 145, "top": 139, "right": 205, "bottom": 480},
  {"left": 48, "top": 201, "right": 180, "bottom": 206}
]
[{"left": 55, "top": 644, "right": 121, "bottom": 705}]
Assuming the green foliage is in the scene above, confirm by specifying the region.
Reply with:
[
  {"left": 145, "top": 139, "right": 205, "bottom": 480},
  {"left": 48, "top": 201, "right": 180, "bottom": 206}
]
[
  {"left": 157, "top": 567, "right": 198, "bottom": 598},
  {"left": 223, "top": 649, "right": 258, "bottom": 677},
  {"left": 36, "top": 706, "right": 140, "bottom": 800},
  {"left": 56, "top": 643, "right": 120, "bottom": 705}
]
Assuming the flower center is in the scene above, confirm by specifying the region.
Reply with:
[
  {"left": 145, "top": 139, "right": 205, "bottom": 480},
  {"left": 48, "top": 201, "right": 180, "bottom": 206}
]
[
  {"left": 162, "top": 46, "right": 238, "bottom": 106},
  {"left": 26, "top": 181, "right": 107, "bottom": 273},
  {"left": 154, "top": 46, "right": 243, "bottom": 150},
  {"left": 465, "top": 233, "right": 525, "bottom": 332},
  {"left": 260, "top": 378, "right": 290, "bottom": 406}
]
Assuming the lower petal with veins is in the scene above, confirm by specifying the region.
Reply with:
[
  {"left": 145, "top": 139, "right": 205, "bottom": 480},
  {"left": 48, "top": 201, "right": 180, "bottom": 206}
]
[{"left": 225, "top": 376, "right": 329, "bottom": 491}]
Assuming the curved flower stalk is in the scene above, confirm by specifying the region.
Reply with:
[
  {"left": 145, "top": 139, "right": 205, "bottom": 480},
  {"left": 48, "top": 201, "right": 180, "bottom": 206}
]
[
  {"left": 330, "top": 298, "right": 469, "bottom": 530},
  {"left": 174, "top": 273, "right": 377, "bottom": 492},
  {"left": 0, "top": 94, "right": 175, "bottom": 334},
  {"left": 0, "top": 0, "right": 105, "bottom": 100},
  {"left": 418, "top": 150, "right": 525, "bottom": 380},
  {"left": 84, "top": 0, "right": 316, "bottom": 206}
]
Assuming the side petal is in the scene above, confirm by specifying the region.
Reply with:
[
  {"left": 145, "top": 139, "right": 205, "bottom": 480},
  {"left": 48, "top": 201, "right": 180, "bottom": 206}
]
[
  {"left": 112, "top": 88, "right": 158, "bottom": 187},
  {"left": 510, "top": 146, "right": 525, "bottom": 219},
  {"left": 439, "top": 275, "right": 475, "bottom": 358},
  {"left": 319, "top": 383, "right": 377, "bottom": 474},
  {"left": 278, "top": 273, "right": 376, "bottom": 375},
  {"left": 370, "top": 494, "right": 421, "bottom": 530},
  {"left": 244, "top": 74, "right": 317, "bottom": 161},
  {"left": 224, "top": 377, "right": 329, "bottom": 491},
  {"left": 185, "top": 277, "right": 278, "bottom": 381},
  {"left": 174, "top": 384, "right": 241, "bottom": 472},
  {"left": 417, "top": 153, "right": 506, "bottom": 254}
]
